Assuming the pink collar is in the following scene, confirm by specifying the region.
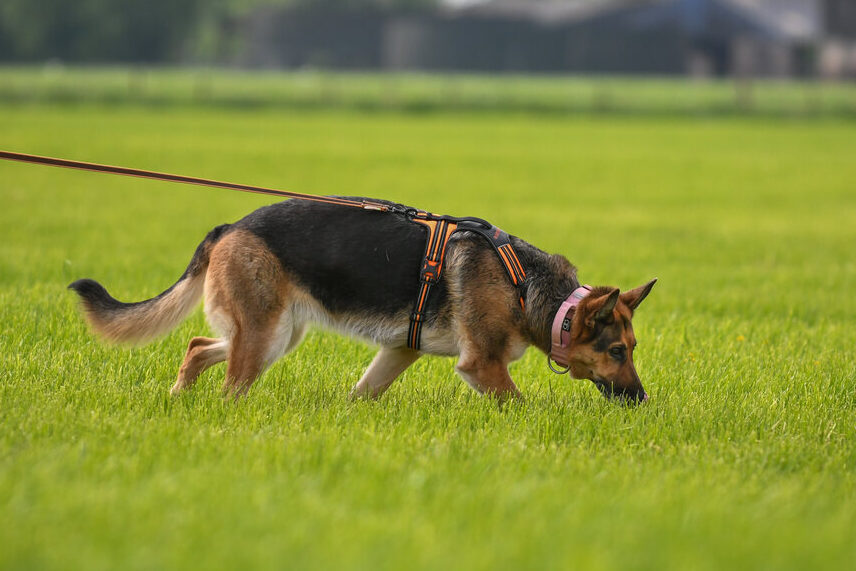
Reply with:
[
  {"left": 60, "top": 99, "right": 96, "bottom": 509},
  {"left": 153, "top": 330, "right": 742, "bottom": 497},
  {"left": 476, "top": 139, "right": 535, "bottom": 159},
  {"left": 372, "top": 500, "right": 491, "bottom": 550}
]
[{"left": 548, "top": 285, "right": 591, "bottom": 373}]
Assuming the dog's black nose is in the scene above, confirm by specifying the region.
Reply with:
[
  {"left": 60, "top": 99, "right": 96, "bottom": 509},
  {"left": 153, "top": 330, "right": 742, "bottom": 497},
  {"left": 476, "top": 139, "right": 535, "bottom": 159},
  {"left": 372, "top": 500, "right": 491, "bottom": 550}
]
[{"left": 593, "top": 380, "right": 647, "bottom": 404}]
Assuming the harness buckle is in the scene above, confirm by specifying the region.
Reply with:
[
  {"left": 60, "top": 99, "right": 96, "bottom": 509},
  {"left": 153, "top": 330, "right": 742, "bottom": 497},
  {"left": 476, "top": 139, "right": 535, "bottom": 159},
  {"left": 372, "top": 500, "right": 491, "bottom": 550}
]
[{"left": 420, "top": 259, "right": 440, "bottom": 283}]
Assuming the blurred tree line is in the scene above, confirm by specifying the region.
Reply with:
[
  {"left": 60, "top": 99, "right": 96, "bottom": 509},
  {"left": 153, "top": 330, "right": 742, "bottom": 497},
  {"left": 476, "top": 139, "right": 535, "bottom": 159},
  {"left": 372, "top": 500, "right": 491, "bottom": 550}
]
[{"left": 0, "top": 0, "right": 438, "bottom": 63}]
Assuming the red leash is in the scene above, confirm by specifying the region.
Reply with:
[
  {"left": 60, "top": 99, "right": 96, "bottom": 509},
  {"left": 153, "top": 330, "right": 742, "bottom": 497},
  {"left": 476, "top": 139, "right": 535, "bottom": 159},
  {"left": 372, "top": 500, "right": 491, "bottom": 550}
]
[{"left": 0, "top": 149, "right": 393, "bottom": 212}]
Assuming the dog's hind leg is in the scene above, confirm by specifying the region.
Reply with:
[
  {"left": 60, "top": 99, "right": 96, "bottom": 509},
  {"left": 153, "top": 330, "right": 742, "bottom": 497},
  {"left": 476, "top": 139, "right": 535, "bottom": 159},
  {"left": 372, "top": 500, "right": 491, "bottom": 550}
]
[
  {"left": 204, "top": 229, "right": 302, "bottom": 399},
  {"left": 220, "top": 304, "right": 309, "bottom": 398},
  {"left": 171, "top": 336, "right": 229, "bottom": 395},
  {"left": 219, "top": 307, "right": 309, "bottom": 398},
  {"left": 349, "top": 346, "right": 420, "bottom": 400},
  {"left": 222, "top": 328, "right": 272, "bottom": 398},
  {"left": 223, "top": 309, "right": 306, "bottom": 397}
]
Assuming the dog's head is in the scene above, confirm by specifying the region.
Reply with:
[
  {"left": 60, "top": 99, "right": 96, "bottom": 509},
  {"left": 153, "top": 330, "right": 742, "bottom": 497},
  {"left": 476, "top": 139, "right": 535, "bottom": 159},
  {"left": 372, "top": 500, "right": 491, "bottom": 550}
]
[{"left": 565, "top": 279, "right": 657, "bottom": 403}]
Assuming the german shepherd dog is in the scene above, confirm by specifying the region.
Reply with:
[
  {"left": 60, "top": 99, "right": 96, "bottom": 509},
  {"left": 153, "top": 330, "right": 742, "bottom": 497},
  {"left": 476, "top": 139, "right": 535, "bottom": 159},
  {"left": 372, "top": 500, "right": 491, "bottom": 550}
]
[{"left": 69, "top": 198, "right": 656, "bottom": 402}]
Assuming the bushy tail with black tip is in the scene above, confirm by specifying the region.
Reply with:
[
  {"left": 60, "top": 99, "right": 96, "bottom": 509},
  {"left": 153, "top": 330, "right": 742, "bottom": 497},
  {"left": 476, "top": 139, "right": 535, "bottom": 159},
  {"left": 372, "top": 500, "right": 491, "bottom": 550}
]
[{"left": 68, "top": 224, "right": 230, "bottom": 345}]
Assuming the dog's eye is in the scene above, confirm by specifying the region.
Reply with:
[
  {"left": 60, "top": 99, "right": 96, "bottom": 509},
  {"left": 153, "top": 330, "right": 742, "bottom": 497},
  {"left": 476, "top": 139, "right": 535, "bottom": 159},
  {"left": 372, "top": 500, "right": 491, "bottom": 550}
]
[{"left": 608, "top": 346, "right": 626, "bottom": 361}]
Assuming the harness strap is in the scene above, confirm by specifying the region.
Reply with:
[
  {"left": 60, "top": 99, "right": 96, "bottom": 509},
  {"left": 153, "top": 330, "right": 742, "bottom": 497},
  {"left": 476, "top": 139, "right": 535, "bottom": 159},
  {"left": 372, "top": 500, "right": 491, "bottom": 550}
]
[
  {"left": 406, "top": 213, "right": 527, "bottom": 351},
  {"left": 406, "top": 216, "right": 459, "bottom": 350},
  {"left": 457, "top": 220, "right": 527, "bottom": 310}
]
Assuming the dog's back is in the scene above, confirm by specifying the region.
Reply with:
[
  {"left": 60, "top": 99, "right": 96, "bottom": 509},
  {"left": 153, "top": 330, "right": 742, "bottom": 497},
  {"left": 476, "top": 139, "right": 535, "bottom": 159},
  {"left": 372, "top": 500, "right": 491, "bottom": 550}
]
[{"left": 233, "top": 198, "right": 434, "bottom": 316}]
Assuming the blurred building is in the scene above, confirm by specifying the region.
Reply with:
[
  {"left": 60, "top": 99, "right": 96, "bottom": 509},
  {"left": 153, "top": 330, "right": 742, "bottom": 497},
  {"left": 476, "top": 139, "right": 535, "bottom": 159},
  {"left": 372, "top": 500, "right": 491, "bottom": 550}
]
[
  {"left": 824, "top": 0, "right": 856, "bottom": 38},
  {"left": 239, "top": 0, "right": 855, "bottom": 78},
  {"left": 820, "top": 0, "right": 856, "bottom": 77}
]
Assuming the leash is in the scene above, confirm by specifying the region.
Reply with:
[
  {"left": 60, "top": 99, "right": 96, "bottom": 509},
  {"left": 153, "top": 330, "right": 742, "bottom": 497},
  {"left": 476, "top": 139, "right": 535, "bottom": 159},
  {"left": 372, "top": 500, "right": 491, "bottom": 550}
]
[
  {"left": 0, "top": 150, "right": 394, "bottom": 212},
  {"left": 1, "top": 148, "right": 532, "bottom": 352}
]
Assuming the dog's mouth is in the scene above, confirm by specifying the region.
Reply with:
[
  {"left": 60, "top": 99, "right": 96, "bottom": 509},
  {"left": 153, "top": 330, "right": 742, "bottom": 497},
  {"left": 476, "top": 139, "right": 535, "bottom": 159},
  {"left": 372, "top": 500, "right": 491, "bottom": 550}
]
[{"left": 592, "top": 379, "right": 648, "bottom": 404}]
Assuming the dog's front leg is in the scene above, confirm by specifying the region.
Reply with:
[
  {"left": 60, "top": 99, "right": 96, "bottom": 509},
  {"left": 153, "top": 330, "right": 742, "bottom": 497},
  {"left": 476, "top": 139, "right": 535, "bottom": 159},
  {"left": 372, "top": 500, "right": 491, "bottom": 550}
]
[
  {"left": 455, "top": 354, "right": 521, "bottom": 402},
  {"left": 349, "top": 346, "right": 421, "bottom": 400}
]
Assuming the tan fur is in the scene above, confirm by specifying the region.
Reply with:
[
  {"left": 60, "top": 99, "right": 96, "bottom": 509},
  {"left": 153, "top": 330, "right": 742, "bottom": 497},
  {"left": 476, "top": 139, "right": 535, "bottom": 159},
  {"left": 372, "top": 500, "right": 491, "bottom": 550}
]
[{"left": 201, "top": 230, "right": 293, "bottom": 396}]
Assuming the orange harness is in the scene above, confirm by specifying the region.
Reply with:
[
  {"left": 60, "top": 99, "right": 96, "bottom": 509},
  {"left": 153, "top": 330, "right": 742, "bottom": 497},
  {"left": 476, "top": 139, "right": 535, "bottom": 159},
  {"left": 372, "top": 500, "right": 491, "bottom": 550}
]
[{"left": 406, "top": 210, "right": 526, "bottom": 351}]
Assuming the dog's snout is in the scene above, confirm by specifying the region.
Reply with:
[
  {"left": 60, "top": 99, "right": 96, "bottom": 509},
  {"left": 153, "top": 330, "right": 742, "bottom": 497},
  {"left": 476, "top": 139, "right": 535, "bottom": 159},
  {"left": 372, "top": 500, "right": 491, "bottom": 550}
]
[{"left": 593, "top": 379, "right": 648, "bottom": 404}]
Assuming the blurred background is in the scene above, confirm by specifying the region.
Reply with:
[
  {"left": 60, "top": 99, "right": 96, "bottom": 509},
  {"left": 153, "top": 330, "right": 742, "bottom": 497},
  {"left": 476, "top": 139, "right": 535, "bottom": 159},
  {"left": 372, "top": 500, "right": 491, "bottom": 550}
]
[
  {"left": 0, "top": 0, "right": 854, "bottom": 115},
  {"left": 3, "top": 5, "right": 856, "bottom": 570},
  {"left": 2, "top": 0, "right": 855, "bottom": 76}
]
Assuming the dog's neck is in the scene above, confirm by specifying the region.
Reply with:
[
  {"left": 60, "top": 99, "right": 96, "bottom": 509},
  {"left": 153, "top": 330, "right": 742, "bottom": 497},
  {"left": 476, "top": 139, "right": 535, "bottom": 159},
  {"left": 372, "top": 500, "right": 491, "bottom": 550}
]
[{"left": 512, "top": 239, "right": 581, "bottom": 353}]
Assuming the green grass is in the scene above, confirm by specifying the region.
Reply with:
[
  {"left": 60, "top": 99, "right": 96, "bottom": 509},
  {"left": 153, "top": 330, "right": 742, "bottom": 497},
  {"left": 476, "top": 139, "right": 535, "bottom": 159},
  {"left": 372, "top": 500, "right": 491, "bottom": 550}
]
[
  {"left": 2, "top": 66, "right": 856, "bottom": 117},
  {"left": 2, "top": 88, "right": 855, "bottom": 569}
]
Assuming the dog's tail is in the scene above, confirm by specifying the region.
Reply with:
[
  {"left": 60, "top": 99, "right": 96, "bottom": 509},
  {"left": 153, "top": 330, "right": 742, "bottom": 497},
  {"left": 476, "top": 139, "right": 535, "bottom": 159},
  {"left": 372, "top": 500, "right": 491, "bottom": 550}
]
[{"left": 68, "top": 224, "right": 231, "bottom": 345}]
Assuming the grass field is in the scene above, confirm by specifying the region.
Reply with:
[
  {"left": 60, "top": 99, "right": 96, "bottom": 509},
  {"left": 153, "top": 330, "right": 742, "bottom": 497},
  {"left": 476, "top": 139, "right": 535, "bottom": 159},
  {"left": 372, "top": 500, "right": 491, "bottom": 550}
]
[
  {"left": 1, "top": 72, "right": 855, "bottom": 570},
  {"left": 3, "top": 66, "right": 856, "bottom": 117}
]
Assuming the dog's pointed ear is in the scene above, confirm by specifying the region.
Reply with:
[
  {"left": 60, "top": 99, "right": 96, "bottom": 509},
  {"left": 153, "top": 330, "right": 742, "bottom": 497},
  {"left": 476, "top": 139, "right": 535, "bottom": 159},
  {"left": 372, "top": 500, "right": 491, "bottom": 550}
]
[
  {"left": 585, "top": 288, "right": 620, "bottom": 327},
  {"left": 620, "top": 279, "right": 657, "bottom": 312}
]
